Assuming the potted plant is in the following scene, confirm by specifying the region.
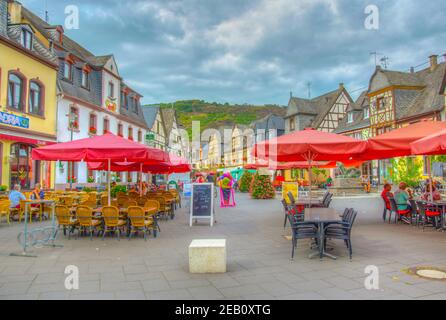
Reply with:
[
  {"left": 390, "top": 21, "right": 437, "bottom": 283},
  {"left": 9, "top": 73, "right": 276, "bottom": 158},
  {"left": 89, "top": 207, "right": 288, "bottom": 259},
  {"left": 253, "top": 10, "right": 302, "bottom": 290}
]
[
  {"left": 87, "top": 176, "right": 95, "bottom": 183},
  {"left": 89, "top": 126, "right": 97, "bottom": 135},
  {"left": 67, "top": 176, "right": 77, "bottom": 184}
]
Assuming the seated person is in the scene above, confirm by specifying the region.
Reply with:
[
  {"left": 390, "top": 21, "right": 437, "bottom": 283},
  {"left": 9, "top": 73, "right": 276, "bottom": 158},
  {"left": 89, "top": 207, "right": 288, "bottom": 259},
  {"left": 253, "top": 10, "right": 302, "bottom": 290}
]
[
  {"left": 381, "top": 183, "right": 393, "bottom": 210},
  {"left": 422, "top": 183, "right": 441, "bottom": 201},
  {"left": 393, "top": 182, "right": 411, "bottom": 211},
  {"left": 9, "top": 184, "right": 26, "bottom": 221},
  {"left": 30, "top": 183, "right": 44, "bottom": 200}
]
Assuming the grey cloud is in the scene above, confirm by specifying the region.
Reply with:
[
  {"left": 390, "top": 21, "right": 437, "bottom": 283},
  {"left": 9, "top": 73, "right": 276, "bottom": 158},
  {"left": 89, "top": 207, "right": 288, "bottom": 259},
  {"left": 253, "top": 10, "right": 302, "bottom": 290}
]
[{"left": 21, "top": 0, "right": 446, "bottom": 105}]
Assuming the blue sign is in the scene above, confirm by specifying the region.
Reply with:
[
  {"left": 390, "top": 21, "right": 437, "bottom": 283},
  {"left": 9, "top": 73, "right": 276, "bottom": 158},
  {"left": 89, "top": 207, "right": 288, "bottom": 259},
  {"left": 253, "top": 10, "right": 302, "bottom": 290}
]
[{"left": 0, "top": 111, "right": 29, "bottom": 129}]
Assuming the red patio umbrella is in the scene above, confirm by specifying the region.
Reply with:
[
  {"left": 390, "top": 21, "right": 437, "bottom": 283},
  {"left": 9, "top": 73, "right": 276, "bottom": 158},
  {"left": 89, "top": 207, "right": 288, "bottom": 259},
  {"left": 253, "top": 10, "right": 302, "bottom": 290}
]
[
  {"left": 32, "top": 133, "right": 166, "bottom": 162},
  {"left": 363, "top": 121, "right": 446, "bottom": 160},
  {"left": 252, "top": 128, "right": 367, "bottom": 205},
  {"left": 32, "top": 133, "right": 168, "bottom": 204},
  {"left": 252, "top": 128, "right": 367, "bottom": 162},
  {"left": 410, "top": 128, "right": 446, "bottom": 156},
  {"left": 410, "top": 128, "right": 446, "bottom": 201}
]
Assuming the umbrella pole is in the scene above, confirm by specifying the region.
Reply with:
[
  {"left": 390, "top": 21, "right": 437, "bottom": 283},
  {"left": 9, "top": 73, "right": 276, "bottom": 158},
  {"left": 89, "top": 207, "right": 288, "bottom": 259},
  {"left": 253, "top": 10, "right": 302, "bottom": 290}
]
[
  {"left": 428, "top": 156, "right": 433, "bottom": 201},
  {"left": 108, "top": 159, "right": 111, "bottom": 206},
  {"left": 140, "top": 163, "right": 143, "bottom": 197}
]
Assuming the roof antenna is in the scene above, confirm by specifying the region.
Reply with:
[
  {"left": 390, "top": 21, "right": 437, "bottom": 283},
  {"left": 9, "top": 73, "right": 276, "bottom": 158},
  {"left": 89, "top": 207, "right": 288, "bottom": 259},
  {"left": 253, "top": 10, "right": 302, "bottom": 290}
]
[
  {"left": 380, "top": 56, "right": 389, "bottom": 69},
  {"left": 306, "top": 82, "right": 312, "bottom": 99},
  {"left": 370, "top": 51, "right": 383, "bottom": 66},
  {"left": 44, "top": 0, "right": 49, "bottom": 23}
]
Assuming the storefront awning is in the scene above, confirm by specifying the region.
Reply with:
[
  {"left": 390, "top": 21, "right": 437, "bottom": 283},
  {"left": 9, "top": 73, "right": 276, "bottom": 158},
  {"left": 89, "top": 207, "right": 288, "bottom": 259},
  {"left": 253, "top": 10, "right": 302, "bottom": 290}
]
[{"left": 0, "top": 133, "right": 56, "bottom": 146}]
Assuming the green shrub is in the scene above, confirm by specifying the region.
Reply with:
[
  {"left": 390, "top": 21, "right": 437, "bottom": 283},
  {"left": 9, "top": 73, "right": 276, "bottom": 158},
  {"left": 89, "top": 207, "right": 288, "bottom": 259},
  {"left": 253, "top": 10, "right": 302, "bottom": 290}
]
[
  {"left": 239, "top": 171, "right": 253, "bottom": 193},
  {"left": 111, "top": 185, "right": 127, "bottom": 198}
]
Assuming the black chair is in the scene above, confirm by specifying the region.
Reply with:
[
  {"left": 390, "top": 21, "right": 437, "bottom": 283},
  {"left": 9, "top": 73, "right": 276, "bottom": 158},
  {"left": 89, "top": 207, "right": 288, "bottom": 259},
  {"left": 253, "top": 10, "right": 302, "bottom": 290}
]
[
  {"left": 311, "top": 193, "right": 333, "bottom": 208},
  {"left": 323, "top": 209, "right": 358, "bottom": 260},
  {"left": 381, "top": 196, "right": 391, "bottom": 222},
  {"left": 288, "top": 214, "right": 320, "bottom": 260},
  {"left": 389, "top": 198, "right": 411, "bottom": 224},
  {"left": 281, "top": 199, "right": 291, "bottom": 228},
  {"left": 287, "top": 191, "right": 296, "bottom": 205},
  {"left": 416, "top": 201, "right": 440, "bottom": 231},
  {"left": 408, "top": 199, "right": 419, "bottom": 226}
]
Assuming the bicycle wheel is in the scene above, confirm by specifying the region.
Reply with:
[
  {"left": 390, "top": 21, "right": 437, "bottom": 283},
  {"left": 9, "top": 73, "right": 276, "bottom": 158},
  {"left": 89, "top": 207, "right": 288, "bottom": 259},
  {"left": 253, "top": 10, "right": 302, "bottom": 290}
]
[{"left": 17, "top": 231, "right": 36, "bottom": 248}]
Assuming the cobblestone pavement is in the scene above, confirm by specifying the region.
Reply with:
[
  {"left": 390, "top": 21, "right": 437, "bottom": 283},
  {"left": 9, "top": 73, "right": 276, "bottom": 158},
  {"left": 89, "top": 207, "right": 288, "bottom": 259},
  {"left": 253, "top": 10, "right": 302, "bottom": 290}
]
[{"left": 1, "top": 193, "right": 446, "bottom": 300}]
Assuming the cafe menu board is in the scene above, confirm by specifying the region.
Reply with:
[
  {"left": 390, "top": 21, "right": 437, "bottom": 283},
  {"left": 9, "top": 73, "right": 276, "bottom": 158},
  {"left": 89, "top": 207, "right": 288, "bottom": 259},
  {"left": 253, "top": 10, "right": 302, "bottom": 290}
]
[{"left": 190, "top": 183, "right": 214, "bottom": 227}]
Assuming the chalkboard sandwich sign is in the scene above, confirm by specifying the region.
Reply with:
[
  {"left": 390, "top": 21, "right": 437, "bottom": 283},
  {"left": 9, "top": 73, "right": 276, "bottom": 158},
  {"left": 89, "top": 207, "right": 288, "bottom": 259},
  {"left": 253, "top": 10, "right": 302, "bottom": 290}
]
[{"left": 190, "top": 183, "right": 214, "bottom": 227}]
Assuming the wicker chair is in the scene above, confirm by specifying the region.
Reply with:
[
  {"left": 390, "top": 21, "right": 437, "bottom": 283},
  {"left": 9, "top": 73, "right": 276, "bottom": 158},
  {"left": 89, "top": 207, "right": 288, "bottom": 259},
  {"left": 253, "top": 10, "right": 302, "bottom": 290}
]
[
  {"left": 76, "top": 205, "right": 101, "bottom": 240},
  {"left": 102, "top": 206, "right": 126, "bottom": 240},
  {"left": 55, "top": 205, "right": 78, "bottom": 239},
  {"left": 0, "top": 201, "right": 11, "bottom": 225},
  {"left": 127, "top": 206, "right": 153, "bottom": 241},
  {"left": 144, "top": 200, "right": 160, "bottom": 235}
]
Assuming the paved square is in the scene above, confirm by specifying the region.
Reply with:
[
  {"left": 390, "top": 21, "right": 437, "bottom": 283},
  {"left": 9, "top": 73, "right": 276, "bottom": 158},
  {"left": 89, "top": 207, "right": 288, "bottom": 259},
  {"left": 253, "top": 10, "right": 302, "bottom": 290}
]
[{"left": 1, "top": 193, "right": 446, "bottom": 300}]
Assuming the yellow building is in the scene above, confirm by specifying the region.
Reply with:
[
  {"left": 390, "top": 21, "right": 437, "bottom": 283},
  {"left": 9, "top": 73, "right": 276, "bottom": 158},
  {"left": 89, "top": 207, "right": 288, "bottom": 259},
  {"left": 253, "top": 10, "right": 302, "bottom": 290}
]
[{"left": 0, "top": 0, "right": 58, "bottom": 190}]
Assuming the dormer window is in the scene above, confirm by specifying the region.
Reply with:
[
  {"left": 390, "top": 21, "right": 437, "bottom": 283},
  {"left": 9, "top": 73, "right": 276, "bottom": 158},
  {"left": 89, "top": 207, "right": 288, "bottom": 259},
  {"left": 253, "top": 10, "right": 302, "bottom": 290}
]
[
  {"left": 81, "top": 70, "right": 89, "bottom": 89},
  {"left": 63, "top": 61, "right": 73, "bottom": 81},
  {"left": 347, "top": 112, "right": 354, "bottom": 123},
  {"left": 21, "top": 29, "right": 33, "bottom": 50},
  {"left": 108, "top": 82, "right": 114, "bottom": 98},
  {"left": 363, "top": 107, "right": 370, "bottom": 119}
]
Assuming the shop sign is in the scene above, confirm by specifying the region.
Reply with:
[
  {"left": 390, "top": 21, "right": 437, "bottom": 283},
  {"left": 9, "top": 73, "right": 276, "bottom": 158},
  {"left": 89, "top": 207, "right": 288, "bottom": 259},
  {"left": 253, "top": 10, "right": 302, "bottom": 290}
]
[
  {"left": 0, "top": 111, "right": 29, "bottom": 129},
  {"left": 145, "top": 133, "right": 155, "bottom": 141}
]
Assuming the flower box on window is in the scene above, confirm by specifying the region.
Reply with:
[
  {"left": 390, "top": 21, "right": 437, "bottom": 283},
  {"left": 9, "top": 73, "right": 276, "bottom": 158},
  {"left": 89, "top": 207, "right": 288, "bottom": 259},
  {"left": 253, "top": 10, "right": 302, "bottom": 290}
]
[
  {"left": 128, "top": 136, "right": 133, "bottom": 141},
  {"left": 89, "top": 127, "right": 97, "bottom": 134}
]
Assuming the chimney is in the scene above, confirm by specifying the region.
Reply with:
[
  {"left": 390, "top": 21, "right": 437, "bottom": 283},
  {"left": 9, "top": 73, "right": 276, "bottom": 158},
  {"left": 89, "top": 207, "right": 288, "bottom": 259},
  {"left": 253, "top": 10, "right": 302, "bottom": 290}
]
[
  {"left": 339, "top": 83, "right": 344, "bottom": 90},
  {"left": 8, "top": 0, "right": 22, "bottom": 24},
  {"left": 410, "top": 66, "right": 415, "bottom": 73},
  {"left": 0, "top": 0, "right": 8, "bottom": 36},
  {"left": 429, "top": 55, "right": 438, "bottom": 71},
  {"left": 290, "top": 91, "right": 293, "bottom": 99}
]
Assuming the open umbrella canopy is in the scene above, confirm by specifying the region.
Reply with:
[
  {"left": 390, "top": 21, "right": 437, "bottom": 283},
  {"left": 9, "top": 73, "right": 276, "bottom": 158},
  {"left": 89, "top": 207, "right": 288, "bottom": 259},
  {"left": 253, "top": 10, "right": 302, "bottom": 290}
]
[
  {"left": 363, "top": 121, "right": 446, "bottom": 160},
  {"left": 245, "top": 159, "right": 363, "bottom": 170},
  {"left": 32, "top": 133, "right": 167, "bottom": 162},
  {"left": 252, "top": 128, "right": 367, "bottom": 162},
  {"left": 411, "top": 128, "right": 446, "bottom": 156},
  {"left": 245, "top": 159, "right": 334, "bottom": 170},
  {"left": 87, "top": 154, "right": 191, "bottom": 174}
]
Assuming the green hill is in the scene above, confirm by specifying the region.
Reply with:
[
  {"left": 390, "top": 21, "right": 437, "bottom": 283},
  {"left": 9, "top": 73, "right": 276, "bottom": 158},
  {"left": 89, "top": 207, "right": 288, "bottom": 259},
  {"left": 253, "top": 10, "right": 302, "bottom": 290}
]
[{"left": 147, "top": 100, "right": 286, "bottom": 135}]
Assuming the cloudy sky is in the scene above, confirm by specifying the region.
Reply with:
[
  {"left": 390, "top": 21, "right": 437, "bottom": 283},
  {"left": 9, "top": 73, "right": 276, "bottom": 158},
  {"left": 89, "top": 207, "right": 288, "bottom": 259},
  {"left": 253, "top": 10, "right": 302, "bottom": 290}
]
[{"left": 21, "top": 0, "right": 446, "bottom": 105}]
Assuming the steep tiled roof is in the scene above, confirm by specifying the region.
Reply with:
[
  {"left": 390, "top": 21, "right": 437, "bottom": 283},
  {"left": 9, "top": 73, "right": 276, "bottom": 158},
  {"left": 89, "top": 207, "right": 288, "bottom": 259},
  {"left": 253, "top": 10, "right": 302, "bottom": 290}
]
[
  {"left": 251, "top": 114, "right": 285, "bottom": 131},
  {"left": 160, "top": 108, "right": 176, "bottom": 137},
  {"left": 141, "top": 106, "right": 161, "bottom": 129},
  {"left": 287, "top": 88, "right": 344, "bottom": 118},
  {"left": 334, "top": 91, "right": 370, "bottom": 134}
]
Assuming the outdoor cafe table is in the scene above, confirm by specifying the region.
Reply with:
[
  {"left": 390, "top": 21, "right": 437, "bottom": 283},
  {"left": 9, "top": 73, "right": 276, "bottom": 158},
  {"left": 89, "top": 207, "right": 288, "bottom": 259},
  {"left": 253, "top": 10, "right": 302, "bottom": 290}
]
[{"left": 304, "top": 208, "right": 342, "bottom": 260}]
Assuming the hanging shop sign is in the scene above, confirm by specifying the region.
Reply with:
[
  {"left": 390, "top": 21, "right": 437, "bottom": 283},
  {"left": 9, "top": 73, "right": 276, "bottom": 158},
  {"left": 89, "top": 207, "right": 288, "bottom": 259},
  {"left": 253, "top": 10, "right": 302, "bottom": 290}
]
[{"left": 0, "top": 111, "right": 29, "bottom": 129}]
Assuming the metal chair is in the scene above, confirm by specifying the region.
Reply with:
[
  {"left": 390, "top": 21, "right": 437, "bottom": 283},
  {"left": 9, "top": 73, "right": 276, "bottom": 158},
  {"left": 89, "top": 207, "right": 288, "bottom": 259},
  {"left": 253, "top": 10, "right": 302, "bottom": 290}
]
[
  {"left": 389, "top": 198, "right": 411, "bottom": 224},
  {"left": 323, "top": 209, "right": 358, "bottom": 260},
  {"left": 381, "top": 196, "right": 391, "bottom": 222},
  {"left": 416, "top": 201, "right": 441, "bottom": 231},
  {"left": 288, "top": 214, "right": 320, "bottom": 260}
]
